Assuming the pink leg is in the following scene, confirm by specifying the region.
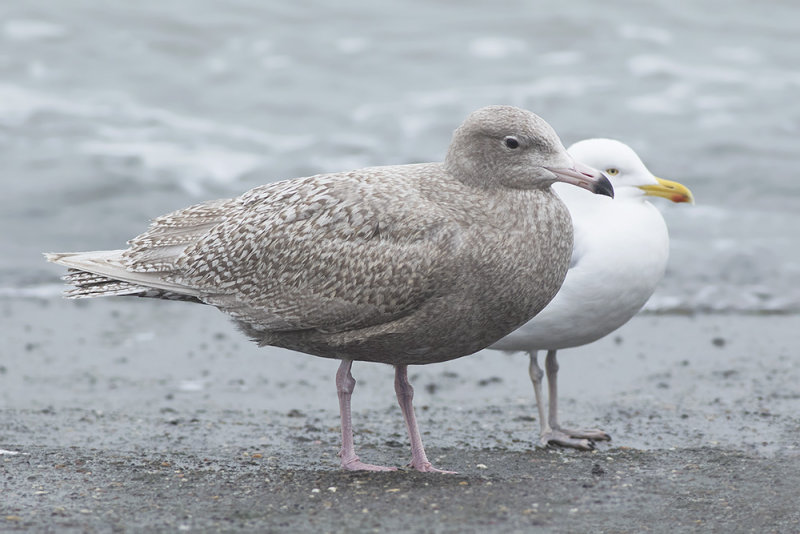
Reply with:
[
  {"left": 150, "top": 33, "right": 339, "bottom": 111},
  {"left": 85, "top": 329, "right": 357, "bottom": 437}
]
[
  {"left": 394, "top": 365, "right": 455, "bottom": 474},
  {"left": 336, "top": 359, "right": 396, "bottom": 471}
]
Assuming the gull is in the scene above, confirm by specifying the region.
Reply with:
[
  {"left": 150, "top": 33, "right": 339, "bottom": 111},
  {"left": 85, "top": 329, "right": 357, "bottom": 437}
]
[
  {"left": 490, "top": 138, "right": 693, "bottom": 450},
  {"left": 45, "top": 106, "right": 613, "bottom": 472}
]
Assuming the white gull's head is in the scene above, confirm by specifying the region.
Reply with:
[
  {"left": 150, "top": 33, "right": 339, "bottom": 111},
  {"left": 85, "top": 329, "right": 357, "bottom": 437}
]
[{"left": 568, "top": 138, "right": 693, "bottom": 204}]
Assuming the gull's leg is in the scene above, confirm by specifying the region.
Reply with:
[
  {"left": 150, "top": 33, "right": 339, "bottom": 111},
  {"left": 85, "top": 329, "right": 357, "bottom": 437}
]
[
  {"left": 394, "top": 365, "right": 455, "bottom": 474},
  {"left": 529, "top": 350, "right": 590, "bottom": 449},
  {"left": 336, "top": 359, "right": 396, "bottom": 471},
  {"left": 528, "top": 351, "right": 552, "bottom": 438},
  {"left": 545, "top": 350, "right": 611, "bottom": 448}
]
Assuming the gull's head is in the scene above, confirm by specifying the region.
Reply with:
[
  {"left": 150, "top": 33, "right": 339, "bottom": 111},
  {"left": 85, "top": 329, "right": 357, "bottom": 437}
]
[
  {"left": 446, "top": 106, "right": 613, "bottom": 198},
  {"left": 567, "top": 138, "right": 694, "bottom": 204}
]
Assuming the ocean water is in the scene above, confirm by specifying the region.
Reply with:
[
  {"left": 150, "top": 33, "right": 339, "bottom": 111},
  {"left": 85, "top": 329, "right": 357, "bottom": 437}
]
[{"left": 2, "top": 0, "right": 798, "bottom": 314}]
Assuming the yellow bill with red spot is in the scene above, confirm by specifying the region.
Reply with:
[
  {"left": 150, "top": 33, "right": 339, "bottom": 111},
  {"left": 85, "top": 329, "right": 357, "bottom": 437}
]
[{"left": 638, "top": 177, "right": 694, "bottom": 204}]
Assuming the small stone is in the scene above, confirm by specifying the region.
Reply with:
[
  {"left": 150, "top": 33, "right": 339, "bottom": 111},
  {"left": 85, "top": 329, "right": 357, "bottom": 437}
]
[{"left": 477, "top": 376, "right": 502, "bottom": 387}]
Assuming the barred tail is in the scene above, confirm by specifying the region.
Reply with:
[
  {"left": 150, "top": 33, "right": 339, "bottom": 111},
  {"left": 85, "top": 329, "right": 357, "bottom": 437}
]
[{"left": 44, "top": 250, "right": 202, "bottom": 302}]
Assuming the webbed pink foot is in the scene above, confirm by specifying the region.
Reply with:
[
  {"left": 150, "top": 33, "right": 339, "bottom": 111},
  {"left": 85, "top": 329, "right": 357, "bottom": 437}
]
[{"left": 340, "top": 455, "right": 397, "bottom": 472}]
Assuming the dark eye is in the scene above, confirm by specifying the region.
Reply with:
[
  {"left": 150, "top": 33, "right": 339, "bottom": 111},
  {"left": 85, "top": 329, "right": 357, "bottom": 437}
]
[{"left": 504, "top": 136, "right": 520, "bottom": 149}]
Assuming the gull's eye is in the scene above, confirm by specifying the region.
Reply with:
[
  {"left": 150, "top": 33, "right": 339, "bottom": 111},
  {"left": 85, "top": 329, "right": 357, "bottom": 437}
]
[
  {"left": 605, "top": 168, "right": 620, "bottom": 176},
  {"left": 504, "top": 136, "right": 520, "bottom": 149}
]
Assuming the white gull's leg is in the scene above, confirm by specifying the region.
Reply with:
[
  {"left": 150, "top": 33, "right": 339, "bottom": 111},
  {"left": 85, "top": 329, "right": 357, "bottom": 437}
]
[
  {"left": 527, "top": 351, "right": 552, "bottom": 438},
  {"left": 545, "top": 350, "right": 611, "bottom": 448}
]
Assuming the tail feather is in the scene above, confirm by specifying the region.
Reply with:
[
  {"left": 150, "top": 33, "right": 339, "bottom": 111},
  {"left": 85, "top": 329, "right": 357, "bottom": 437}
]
[
  {"left": 45, "top": 198, "right": 233, "bottom": 303},
  {"left": 62, "top": 270, "right": 106, "bottom": 284},
  {"left": 62, "top": 272, "right": 150, "bottom": 298},
  {"left": 44, "top": 250, "right": 202, "bottom": 300},
  {"left": 60, "top": 269, "right": 149, "bottom": 298}
]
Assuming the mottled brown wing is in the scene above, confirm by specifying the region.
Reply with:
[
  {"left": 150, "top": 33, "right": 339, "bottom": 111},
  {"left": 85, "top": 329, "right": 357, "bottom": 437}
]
[{"left": 170, "top": 168, "right": 459, "bottom": 333}]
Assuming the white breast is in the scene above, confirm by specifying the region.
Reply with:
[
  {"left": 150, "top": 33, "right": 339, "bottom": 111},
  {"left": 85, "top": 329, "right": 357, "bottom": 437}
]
[{"left": 490, "top": 183, "right": 669, "bottom": 352}]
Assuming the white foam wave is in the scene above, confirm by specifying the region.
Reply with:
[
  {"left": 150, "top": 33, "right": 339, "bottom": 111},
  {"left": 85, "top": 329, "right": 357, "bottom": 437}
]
[
  {"left": 2, "top": 19, "right": 67, "bottom": 41},
  {"left": 80, "top": 140, "right": 264, "bottom": 193},
  {"left": 627, "top": 85, "right": 742, "bottom": 118},
  {"left": 627, "top": 84, "right": 693, "bottom": 115},
  {"left": 645, "top": 285, "right": 800, "bottom": 314},
  {"left": 103, "top": 100, "right": 316, "bottom": 152},
  {"left": 5, "top": 281, "right": 797, "bottom": 314},
  {"left": 628, "top": 55, "right": 748, "bottom": 84},
  {"left": 468, "top": 37, "right": 526, "bottom": 59},
  {"left": 0, "top": 284, "right": 65, "bottom": 299},
  {"left": 0, "top": 84, "right": 102, "bottom": 126},
  {"left": 712, "top": 46, "right": 762, "bottom": 64},
  {"left": 336, "top": 37, "right": 369, "bottom": 54},
  {"left": 352, "top": 75, "right": 608, "bottom": 123},
  {"left": 619, "top": 24, "right": 673, "bottom": 45},
  {"left": 0, "top": 83, "right": 315, "bottom": 150},
  {"left": 307, "top": 154, "right": 372, "bottom": 175},
  {"left": 539, "top": 51, "right": 583, "bottom": 66}
]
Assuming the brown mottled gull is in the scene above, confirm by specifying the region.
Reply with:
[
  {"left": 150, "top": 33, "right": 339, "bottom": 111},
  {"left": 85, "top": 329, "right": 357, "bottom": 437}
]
[{"left": 45, "top": 105, "right": 613, "bottom": 473}]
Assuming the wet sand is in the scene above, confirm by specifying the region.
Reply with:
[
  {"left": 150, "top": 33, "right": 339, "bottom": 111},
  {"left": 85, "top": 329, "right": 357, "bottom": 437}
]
[{"left": 2, "top": 298, "right": 799, "bottom": 532}]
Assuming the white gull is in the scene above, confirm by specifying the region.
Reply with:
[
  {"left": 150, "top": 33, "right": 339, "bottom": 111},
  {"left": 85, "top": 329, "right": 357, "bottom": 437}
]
[{"left": 490, "top": 138, "right": 693, "bottom": 449}]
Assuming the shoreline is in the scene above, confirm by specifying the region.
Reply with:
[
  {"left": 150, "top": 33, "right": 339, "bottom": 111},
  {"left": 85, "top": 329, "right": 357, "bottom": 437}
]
[{"left": 2, "top": 298, "right": 799, "bottom": 531}]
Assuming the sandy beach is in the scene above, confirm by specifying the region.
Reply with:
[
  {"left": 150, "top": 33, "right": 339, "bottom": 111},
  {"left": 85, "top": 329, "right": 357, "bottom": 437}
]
[{"left": 2, "top": 298, "right": 799, "bottom": 532}]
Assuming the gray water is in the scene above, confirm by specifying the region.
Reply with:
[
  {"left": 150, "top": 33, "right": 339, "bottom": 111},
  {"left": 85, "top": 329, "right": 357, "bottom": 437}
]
[{"left": 2, "top": 0, "right": 799, "bottom": 313}]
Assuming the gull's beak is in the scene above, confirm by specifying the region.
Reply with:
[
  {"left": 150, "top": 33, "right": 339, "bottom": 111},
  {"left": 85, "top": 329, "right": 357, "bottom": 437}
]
[
  {"left": 546, "top": 162, "right": 614, "bottom": 198},
  {"left": 639, "top": 177, "right": 695, "bottom": 204}
]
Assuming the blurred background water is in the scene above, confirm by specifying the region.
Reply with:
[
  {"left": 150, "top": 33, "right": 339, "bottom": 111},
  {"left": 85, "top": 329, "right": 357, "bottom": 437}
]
[{"left": 2, "top": 0, "right": 799, "bottom": 314}]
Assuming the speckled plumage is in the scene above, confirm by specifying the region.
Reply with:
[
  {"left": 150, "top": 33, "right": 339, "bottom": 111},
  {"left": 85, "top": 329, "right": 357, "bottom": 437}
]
[
  {"left": 46, "top": 105, "right": 612, "bottom": 471},
  {"left": 53, "top": 163, "right": 571, "bottom": 365}
]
